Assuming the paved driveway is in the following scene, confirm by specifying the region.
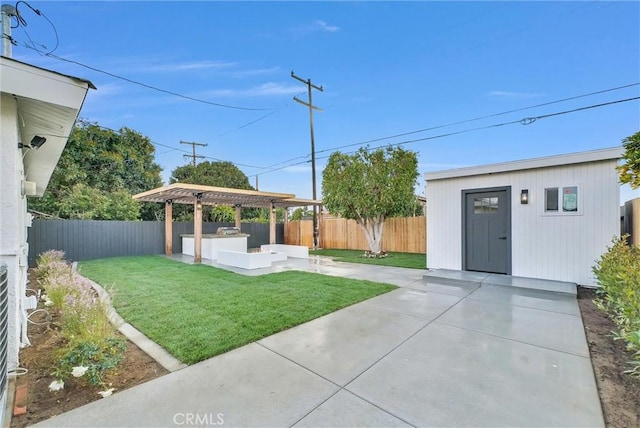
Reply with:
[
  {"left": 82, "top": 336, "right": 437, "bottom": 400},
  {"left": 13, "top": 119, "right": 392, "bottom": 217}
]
[{"left": 36, "top": 264, "right": 603, "bottom": 428}]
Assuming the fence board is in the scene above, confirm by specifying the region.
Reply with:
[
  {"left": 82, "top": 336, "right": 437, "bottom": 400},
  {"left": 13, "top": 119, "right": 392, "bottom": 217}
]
[
  {"left": 286, "top": 216, "right": 426, "bottom": 253},
  {"left": 28, "top": 220, "right": 283, "bottom": 266}
]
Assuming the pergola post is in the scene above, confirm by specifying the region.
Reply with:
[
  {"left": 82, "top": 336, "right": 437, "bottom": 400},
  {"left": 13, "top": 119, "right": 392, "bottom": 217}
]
[
  {"left": 194, "top": 193, "right": 203, "bottom": 263},
  {"left": 283, "top": 207, "right": 289, "bottom": 245},
  {"left": 234, "top": 205, "right": 241, "bottom": 229},
  {"left": 165, "top": 199, "right": 173, "bottom": 256},
  {"left": 269, "top": 203, "right": 276, "bottom": 244}
]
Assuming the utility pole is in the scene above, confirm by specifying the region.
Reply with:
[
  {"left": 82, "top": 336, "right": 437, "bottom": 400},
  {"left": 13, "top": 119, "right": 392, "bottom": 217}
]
[
  {"left": 180, "top": 141, "right": 207, "bottom": 166},
  {"left": 1, "top": 4, "right": 18, "bottom": 57},
  {"left": 291, "top": 71, "right": 323, "bottom": 249}
]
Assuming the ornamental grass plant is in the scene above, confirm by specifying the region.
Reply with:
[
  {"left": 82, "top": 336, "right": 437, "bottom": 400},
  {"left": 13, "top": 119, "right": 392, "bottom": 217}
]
[{"left": 33, "top": 250, "right": 126, "bottom": 389}]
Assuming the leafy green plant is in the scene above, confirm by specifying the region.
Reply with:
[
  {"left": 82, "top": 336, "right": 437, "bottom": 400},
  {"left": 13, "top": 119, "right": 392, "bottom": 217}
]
[
  {"left": 593, "top": 235, "right": 640, "bottom": 376},
  {"left": 53, "top": 337, "right": 127, "bottom": 386}
]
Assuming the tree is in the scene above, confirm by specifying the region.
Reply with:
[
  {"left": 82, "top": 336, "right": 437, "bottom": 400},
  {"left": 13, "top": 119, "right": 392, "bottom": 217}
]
[
  {"left": 28, "top": 120, "right": 163, "bottom": 220},
  {"left": 58, "top": 184, "right": 139, "bottom": 220},
  {"left": 322, "top": 146, "right": 419, "bottom": 254},
  {"left": 169, "top": 161, "right": 259, "bottom": 222},
  {"left": 617, "top": 131, "right": 640, "bottom": 188},
  {"left": 291, "top": 208, "right": 313, "bottom": 221},
  {"left": 170, "top": 161, "right": 253, "bottom": 189}
]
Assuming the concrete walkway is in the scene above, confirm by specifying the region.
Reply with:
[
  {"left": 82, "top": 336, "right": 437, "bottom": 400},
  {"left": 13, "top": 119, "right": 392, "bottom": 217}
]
[{"left": 35, "top": 259, "right": 604, "bottom": 428}]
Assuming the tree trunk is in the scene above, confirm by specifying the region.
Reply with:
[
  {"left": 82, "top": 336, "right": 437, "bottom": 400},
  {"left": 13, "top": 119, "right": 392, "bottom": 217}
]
[{"left": 356, "top": 214, "right": 385, "bottom": 254}]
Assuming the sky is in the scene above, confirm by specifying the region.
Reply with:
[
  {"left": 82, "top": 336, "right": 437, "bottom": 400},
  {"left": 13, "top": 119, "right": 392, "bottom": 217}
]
[{"left": 8, "top": 1, "right": 640, "bottom": 201}]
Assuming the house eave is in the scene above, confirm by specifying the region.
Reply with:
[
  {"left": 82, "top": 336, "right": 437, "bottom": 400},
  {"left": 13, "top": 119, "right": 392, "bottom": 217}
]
[{"left": 1, "top": 56, "right": 94, "bottom": 196}]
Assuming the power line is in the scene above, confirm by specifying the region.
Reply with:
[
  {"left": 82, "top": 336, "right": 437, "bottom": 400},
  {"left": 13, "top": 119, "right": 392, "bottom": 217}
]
[
  {"left": 91, "top": 124, "right": 263, "bottom": 169},
  {"left": 314, "top": 82, "right": 640, "bottom": 156},
  {"left": 42, "top": 52, "right": 273, "bottom": 111},
  {"left": 16, "top": 39, "right": 273, "bottom": 112},
  {"left": 254, "top": 95, "right": 640, "bottom": 176},
  {"left": 248, "top": 82, "right": 639, "bottom": 174},
  {"left": 314, "top": 96, "right": 640, "bottom": 160}
]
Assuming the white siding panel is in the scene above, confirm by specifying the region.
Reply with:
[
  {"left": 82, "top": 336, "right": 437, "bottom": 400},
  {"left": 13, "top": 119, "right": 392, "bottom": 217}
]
[{"left": 425, "top": 158, "right": 619, "bottom": 286}]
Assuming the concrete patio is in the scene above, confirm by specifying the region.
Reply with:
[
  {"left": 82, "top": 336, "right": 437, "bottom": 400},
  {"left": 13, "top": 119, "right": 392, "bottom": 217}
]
[{"left": 34, "top": 258, "right": 603, "bottom": 427}]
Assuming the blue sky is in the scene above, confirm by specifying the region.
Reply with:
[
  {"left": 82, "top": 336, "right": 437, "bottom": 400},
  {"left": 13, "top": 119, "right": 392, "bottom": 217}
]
[{"left": 10, "top": 1, "right": 640, "bottom": 201}]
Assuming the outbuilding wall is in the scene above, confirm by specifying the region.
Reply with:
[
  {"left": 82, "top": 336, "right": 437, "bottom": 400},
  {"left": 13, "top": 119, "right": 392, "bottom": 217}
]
[{"left": 426, "top": 158, "right": 619, "bottom": 286}]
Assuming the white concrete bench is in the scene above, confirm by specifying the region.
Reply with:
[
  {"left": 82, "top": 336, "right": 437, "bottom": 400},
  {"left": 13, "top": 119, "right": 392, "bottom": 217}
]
[
  {"left": 217, "top": 250, "right": 272, "bottom": 269},
  {"left": 260, "top": 244, "right": 309, "bottom": 259}
]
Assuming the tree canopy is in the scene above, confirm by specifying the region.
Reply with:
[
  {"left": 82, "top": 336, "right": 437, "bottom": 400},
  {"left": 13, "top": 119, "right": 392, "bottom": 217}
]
[
  {"left": 28, "top": 120, "right": 163, "bottom": 220},
  {"left": 170, "top": 161, "right": 253, "bottom": 189},
  {"left": 617, "top": 131, "right": 640, "bottom": 188},
  {"left": 169, "top": 161, "right": 266, "bottom": 222},
  {"left": 322, "top": 146, "right": 419, "bottom": 253}
]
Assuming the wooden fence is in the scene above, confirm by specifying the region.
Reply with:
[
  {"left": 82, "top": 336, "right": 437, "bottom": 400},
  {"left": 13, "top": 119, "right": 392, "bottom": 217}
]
[{"left": 285, "top": 216, "right": 426, "bottom": 254}]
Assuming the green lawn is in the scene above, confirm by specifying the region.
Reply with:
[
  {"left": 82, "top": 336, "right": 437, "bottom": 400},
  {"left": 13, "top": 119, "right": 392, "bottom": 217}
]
[
  {"left": 310, "top": 249, "right": 426, "bottom": 269},
  {"left": 78, "top": 255, "right": 396, "bottom": 364}
]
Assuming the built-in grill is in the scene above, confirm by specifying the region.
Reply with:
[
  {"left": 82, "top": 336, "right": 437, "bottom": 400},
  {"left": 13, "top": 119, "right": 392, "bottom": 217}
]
[{"left": 216, "top": 227, "right": 241, "bottom": 236}]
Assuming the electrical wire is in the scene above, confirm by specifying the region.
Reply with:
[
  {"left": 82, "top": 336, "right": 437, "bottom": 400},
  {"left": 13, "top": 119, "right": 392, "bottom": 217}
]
[
  {"left": 250, "top": 83, "right": 640, "bottom": 174},
  {"left": 314, "top": 82, "right": 640, "bottom": 156},
  {"left": 91, "top": 124, "right": 264, "bottom": 169},
  {"left": 41, "top": 52, "right": 273, "bottom": 111},
  {"left": 253, "top": 95, "right": 640, "bottom": 176},
  {"left": 7, "top": 368, "right": 28, "bottom": 377},
  {"left": 14, "top": 0, "right": 58, "bottom": 54},
  {"left": 27, "top": 308, "right": 51, "bottom": 326},
  {"left": 311, "top": 96, "right": 640, "bottom": 161},
  {"left": 15, "top": 42, "right": 273, "bottom": 112}
]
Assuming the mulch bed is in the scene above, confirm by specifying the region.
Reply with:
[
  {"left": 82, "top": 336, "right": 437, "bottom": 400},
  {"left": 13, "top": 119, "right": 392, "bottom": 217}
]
[{"left": 577, "top": 286, "right": 640, "bottom": 428}]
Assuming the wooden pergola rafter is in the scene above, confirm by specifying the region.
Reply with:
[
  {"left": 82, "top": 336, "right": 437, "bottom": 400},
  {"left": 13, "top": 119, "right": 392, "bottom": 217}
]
[{"left": 133, "top": 183, "right": 322, "bottom": 262}]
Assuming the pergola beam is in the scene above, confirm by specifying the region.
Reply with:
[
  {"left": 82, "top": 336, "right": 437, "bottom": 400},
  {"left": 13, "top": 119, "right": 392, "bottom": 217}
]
[{"left": 133, "top": 184, "right": 322, "bottom": 261}]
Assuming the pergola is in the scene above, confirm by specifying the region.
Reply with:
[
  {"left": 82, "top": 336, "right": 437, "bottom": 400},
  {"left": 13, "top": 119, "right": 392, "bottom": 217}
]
[{"left": 133, "top": 183, "right": 321, "bottom": 262}]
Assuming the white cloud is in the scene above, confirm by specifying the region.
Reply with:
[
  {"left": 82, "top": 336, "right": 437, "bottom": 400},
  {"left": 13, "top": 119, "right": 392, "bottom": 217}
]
[
  {"left": 488, "top": 90, "right": 544, "bottom": 100},
  {"left": 288, "top": 20, "right": 341, "bottom": 37},
  {"left": 314, "top": 20, "right": 340, "bottom": 33},
  {"left": 204, "top": 82, "right": 302, "bottom": 98},
  {"left": 139, "top": 60, "right": 237, "bottom": 73}
]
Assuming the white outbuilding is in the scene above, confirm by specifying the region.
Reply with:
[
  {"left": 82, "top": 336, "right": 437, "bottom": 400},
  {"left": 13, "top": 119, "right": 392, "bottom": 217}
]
[{"left": 425, "top": 147, "right": 622, "bottom": 287}]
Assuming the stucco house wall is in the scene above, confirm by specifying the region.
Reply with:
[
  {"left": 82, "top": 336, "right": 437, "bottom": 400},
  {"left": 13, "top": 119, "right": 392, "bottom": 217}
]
[
  {"left": 0, "top": 57, "right": 92, "bottom": 418},
  {"left": 425, "top": 148, "right": 621, "bottom": 286}
]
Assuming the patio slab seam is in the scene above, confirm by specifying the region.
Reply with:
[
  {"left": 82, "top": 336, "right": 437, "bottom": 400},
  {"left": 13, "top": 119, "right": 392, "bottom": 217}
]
[
  {"left": 464, "top": 293, "right": 582, "bottom": 317},
  {"left": 256, "top": 341, "right": 417, "bottom": 428},
  {"left": 433, "top": 320, "right": 591, "bottom": 359}
]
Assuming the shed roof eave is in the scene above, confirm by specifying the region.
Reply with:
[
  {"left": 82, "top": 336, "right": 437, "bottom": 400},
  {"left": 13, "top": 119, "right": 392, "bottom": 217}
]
[{"left": 424, "top": 147, "right": 622, "bottom": 181}]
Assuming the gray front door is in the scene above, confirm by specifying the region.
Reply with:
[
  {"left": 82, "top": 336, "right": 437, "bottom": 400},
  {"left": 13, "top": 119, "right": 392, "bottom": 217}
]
[{"left": 463, "top": 188, "right": 511, "bottom": 274}]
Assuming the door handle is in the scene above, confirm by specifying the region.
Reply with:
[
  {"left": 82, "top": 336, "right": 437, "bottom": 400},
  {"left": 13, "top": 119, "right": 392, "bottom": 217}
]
[{"left": 498, "top": 236, "right": 507, "bottom": 240}]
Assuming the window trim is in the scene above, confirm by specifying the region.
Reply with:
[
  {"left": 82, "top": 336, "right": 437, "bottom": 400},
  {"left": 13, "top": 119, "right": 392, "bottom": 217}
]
[{"left": 542, "top": 184, "right": 583, "bottom": 217}]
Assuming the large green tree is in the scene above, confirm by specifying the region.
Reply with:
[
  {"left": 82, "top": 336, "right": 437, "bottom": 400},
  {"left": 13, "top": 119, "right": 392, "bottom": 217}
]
[
  {"left": 28, "top": 120, "right": 163, "bottom": 220},
  {"left": 322, "top": 146, "right": 419, "bottom": 254},
  {"left": 617, "top": 131, "right": 640, "bottom": 188},
  {"left": 169, "top": 161, "right": 259, "bottom": 222},
  {"left": 170, "top": 161, "right": 253, "bottom": 189}
]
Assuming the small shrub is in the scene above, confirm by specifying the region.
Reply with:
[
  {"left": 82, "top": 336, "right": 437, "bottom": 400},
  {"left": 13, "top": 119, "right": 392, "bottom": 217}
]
[
  {"left": 53, "top": 337, "right": 127, "bottom": 386},
  {"left": 593, "top": 235, "right": 640, "bottom": 376}
]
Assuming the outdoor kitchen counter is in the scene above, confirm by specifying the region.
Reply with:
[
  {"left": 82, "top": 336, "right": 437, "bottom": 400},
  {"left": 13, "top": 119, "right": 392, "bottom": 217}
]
[{"left": 181, "top": 234, "right": 250, "bottom": 260}]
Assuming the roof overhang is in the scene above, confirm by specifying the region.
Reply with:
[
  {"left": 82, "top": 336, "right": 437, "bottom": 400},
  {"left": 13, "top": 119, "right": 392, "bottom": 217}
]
[
  {"left": 1, "top": 56, "right": 94, "bottom": 196},
  {"left": 425, "top": 147, "right": 623, "bottom": 181},
  {"left": 133, "top": 183, "right": 322, "bottom": 208}
]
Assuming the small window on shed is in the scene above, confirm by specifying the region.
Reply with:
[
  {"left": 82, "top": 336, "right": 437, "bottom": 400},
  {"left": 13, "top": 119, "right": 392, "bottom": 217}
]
[
  {"left": 562, "top": 186, "right": 578, "bottom": 212},
  {"left": 545, "top": 188, "right": 559, "bottom": 212}
]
